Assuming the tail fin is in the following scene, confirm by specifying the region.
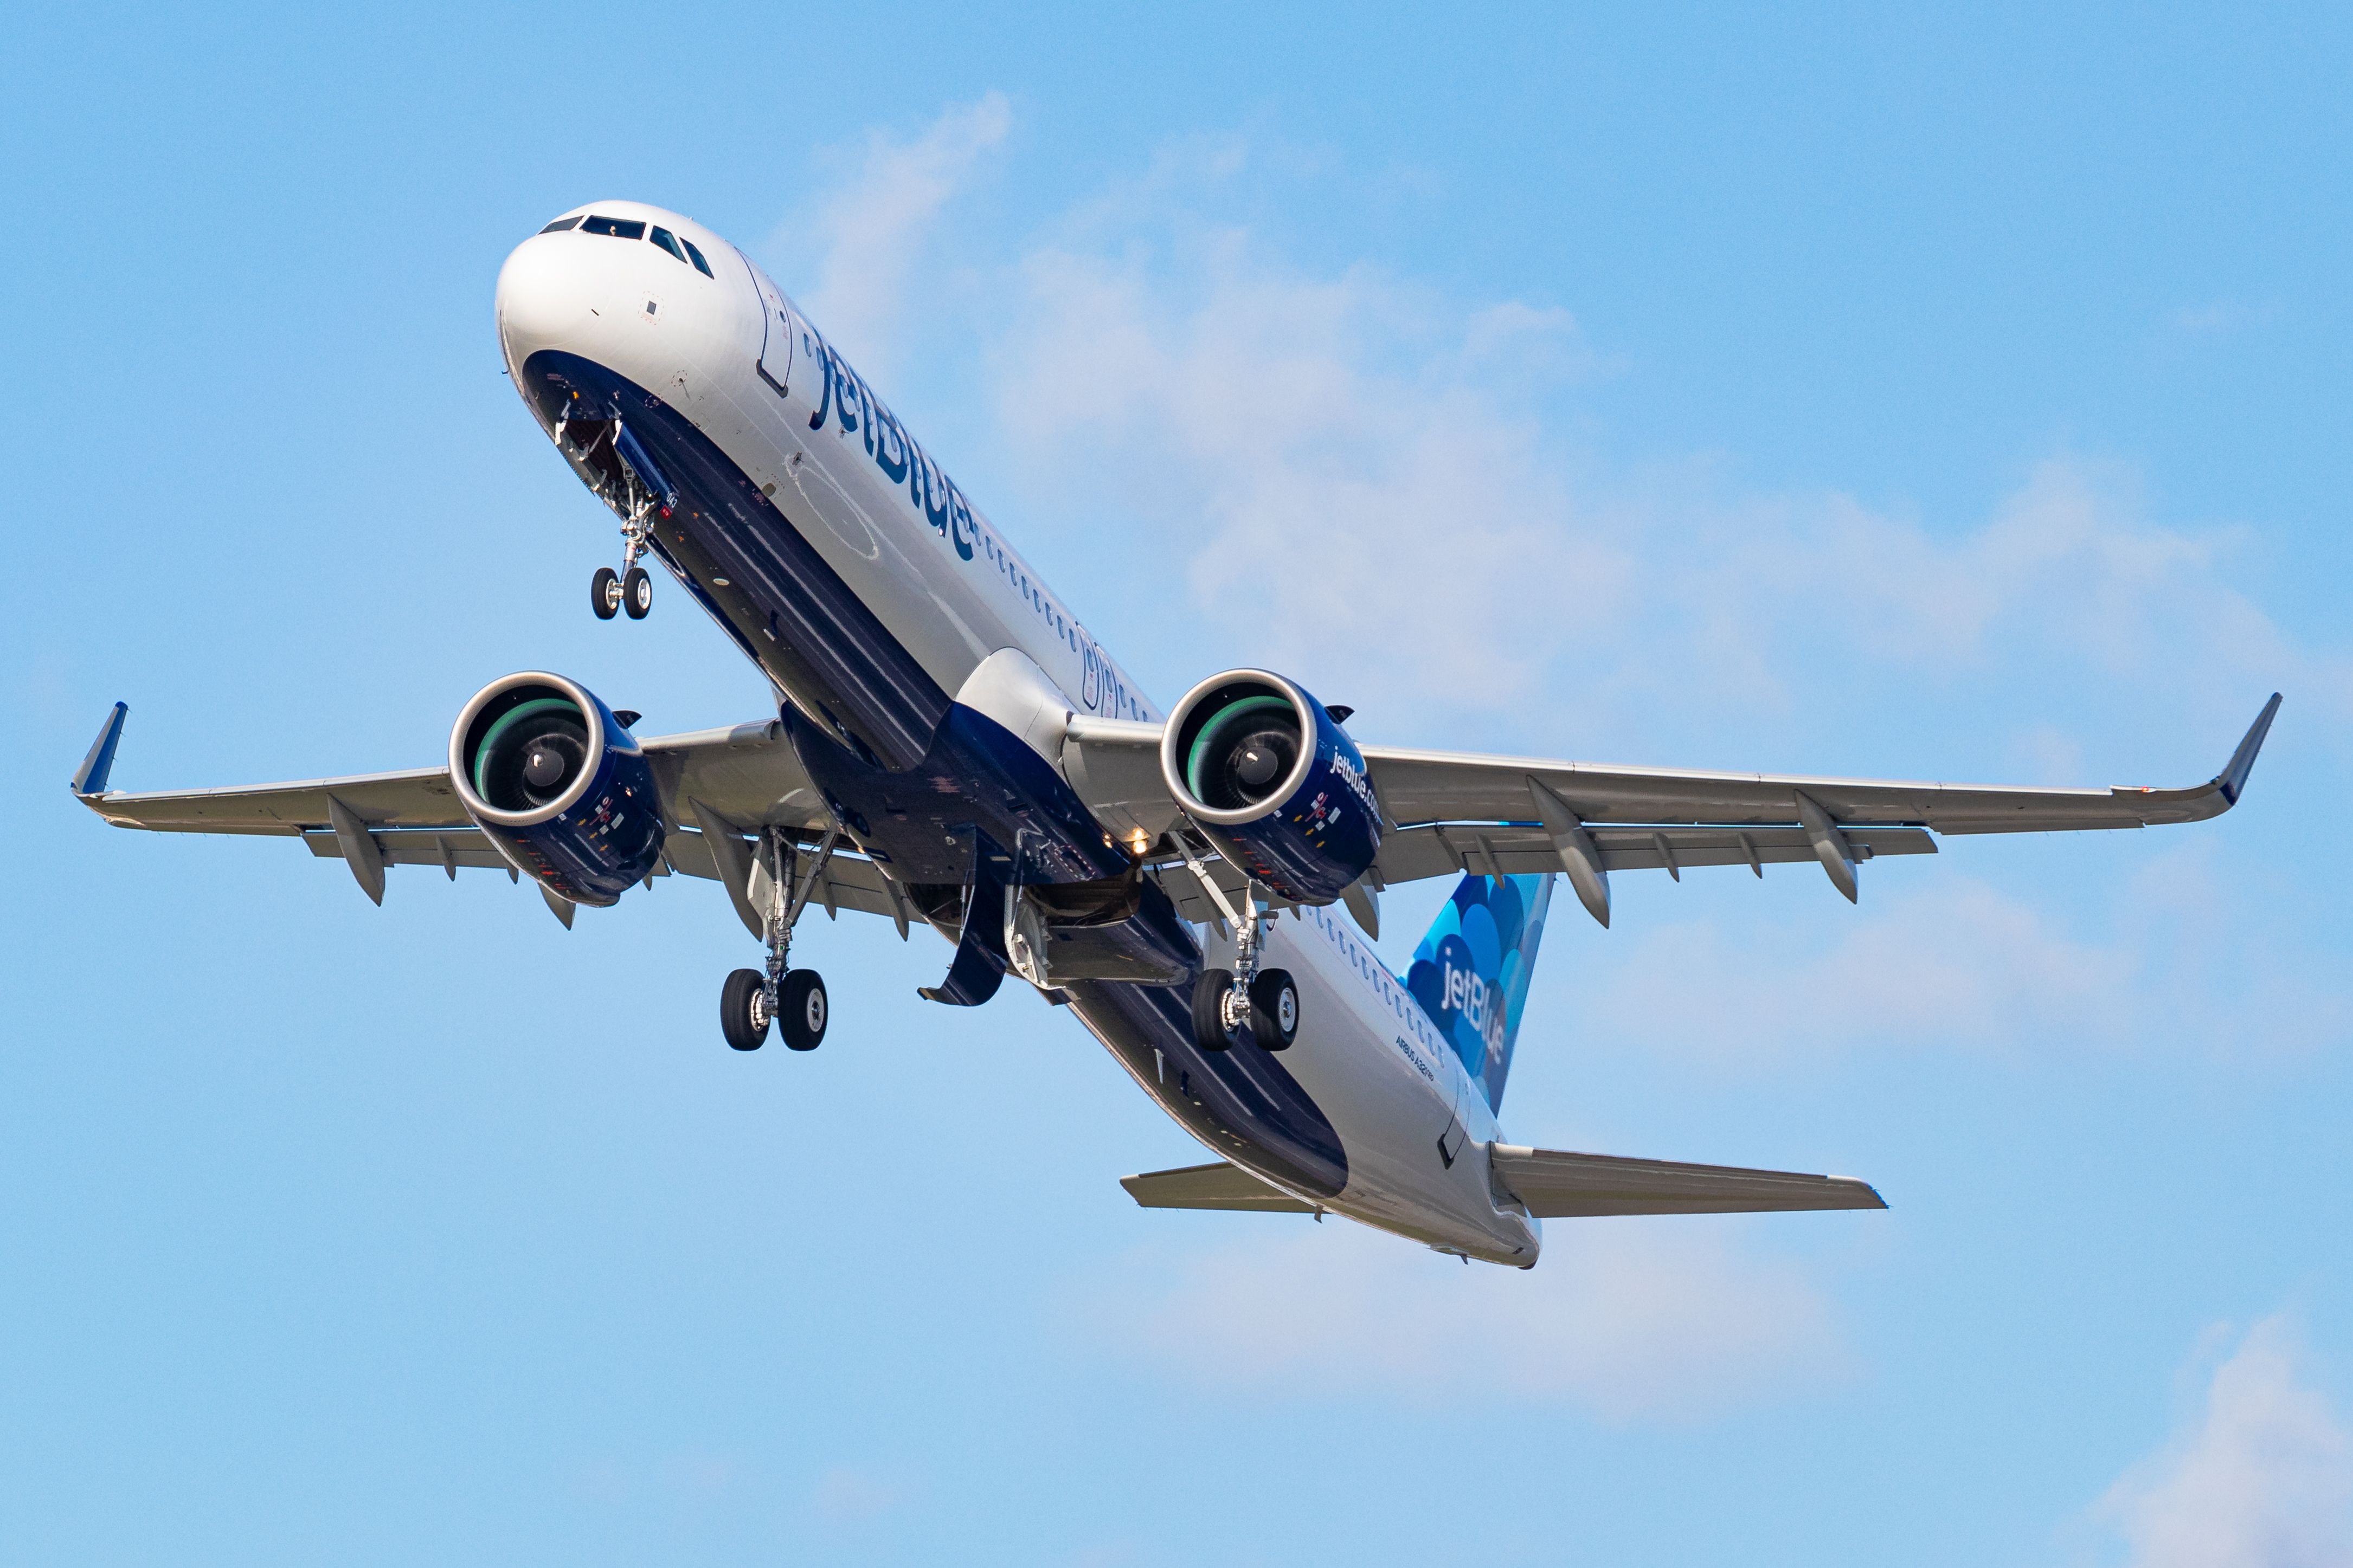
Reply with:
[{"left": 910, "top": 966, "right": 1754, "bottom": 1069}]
[{"left": 1403, "top": 873, "right": 1555, "bottom": 1113}]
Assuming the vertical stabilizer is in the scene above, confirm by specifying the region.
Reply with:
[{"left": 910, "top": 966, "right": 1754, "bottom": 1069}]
[{"left": 1403, "top": 873, "right": 1554, "bottom": 1112}]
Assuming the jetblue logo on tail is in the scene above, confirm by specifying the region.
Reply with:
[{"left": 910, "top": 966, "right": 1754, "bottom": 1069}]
[
  {"left": 1440, "top": 957, "right": 1507, "bottom": 1057},
  {"left": 1404, "top": 872, "right": 1555, "bottom": 1112}
]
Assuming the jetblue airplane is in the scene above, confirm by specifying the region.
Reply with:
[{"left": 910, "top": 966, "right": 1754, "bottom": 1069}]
[{"left": 72, "top": 201, "right": 2280, "bottom": 1267}]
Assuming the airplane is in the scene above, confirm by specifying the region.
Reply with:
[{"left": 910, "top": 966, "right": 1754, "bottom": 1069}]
[{"left": 70, "top": 199, "right": 2282, "bottom": 1267}]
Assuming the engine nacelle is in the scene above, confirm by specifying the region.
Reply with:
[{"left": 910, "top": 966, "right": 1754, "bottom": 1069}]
[
  {"left": 1160, "top": 669, "right": 1381, "bottom": 905},
  {"left": 448, "top": 672, "right": 664, "bottom": 907}
]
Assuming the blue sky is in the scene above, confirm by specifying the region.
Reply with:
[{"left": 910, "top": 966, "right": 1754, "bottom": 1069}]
[{"left": 4, "top": 5, "right": 2350, "bottom": 1564}]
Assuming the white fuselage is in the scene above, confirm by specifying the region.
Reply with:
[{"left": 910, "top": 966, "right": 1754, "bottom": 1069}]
[{"left": 495, "top": 200, "right": 1539, "bottom": 1265}]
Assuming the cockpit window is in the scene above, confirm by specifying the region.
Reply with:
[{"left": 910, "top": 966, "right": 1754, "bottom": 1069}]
[
  {"left": 539, "top": 216, "right": 581, "bottom": 234},
  {"left": 579, "top": 215, "right": 647, "bottom": 240},
  {"left": 649, "top": 226, "right": 687, "bottom": 263},
  {"left": 680, "top": 237, "right": 715, "bottom": 278}
]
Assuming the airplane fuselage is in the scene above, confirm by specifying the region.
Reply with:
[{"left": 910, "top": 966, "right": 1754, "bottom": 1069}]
[{"left": 495, "top": 202, "right": 1541, "bottom": 1264}]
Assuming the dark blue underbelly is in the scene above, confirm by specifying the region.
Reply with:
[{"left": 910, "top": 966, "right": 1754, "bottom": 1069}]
[
  {"left": 517, "top": 349, "right": 1348, "bottom": 1199},
  {"left": 522, "top": 349, "right": 949, "bottom": 770}
]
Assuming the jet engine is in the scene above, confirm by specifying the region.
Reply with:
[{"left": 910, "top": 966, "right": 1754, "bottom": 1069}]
[
  {"left": 1159, "top": 669, "right": 1381, "bottom": 905},
  {"left": 449, "top": 672, "right": 664, "bottom": 906}
]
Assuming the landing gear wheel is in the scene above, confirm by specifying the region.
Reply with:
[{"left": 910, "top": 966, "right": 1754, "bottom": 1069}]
[
  {"left": 721, "top": 967, "right": 770, "bottom": 1051},
  {"left": 1249, "top": 968, "right": 1299, "bottom": 1051},
  {"left": 621, "top": 565, "right": 652, "bottom": 619},
  {"left": 1191, "top": 967, "right": 1236, "bottom": 1053},
  {"left": 591, "top": 566, "right": 621, "bottom": 620},
  {"left": 778, "top": 969, "right": 828, "bottom": 1051}
]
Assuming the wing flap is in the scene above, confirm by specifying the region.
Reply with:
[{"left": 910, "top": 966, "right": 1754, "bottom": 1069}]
[
  {"left": 1488, "top": 1144, "right": 1886, "bottom": 1217},
  {"left": 301, "top": 828, "right": 516, "bottom": 872},
  {"left": 1121, "top": 1160, "right": 1317, "bottom": 1212},
  {"left": 1375, "top": 823, "right": 1936, "bottom": 884}
]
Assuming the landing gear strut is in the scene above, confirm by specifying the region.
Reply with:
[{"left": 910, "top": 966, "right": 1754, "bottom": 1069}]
[
  {"left": 590, "top": 487, "right": 656, "bottom": 621},
  {"left": 722, "top": 825, "right": 838, "bottom": 1052},
  {"left": 1178, "top": 830, "right": 1298, "bottom": 1054}
]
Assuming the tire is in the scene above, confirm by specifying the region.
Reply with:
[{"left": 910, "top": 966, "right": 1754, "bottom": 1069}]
[
  {"left": 778, "top": 969, "right": 828, "bottom": 1051},
  {"left": 590, "top": 565, "right": 620, "bottom": 620},
  {"left": 1249, "top": 968, "right": 1300, "bottom": 1051},
  {"left": 622, "top": 565, "right": 652, "bottom": 619},
  {"left": 721, "top": 968, "right": 769, "bottom": 1051},
  {"left": 1191, "top": 968, "right": 1235, "bottom": 1053}
]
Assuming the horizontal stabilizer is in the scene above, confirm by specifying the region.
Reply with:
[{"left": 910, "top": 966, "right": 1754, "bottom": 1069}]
[
  {"left": 1488, "top": 1144, "right": 1885, "bottom": 1217},
  {"left": 1121, "top": 1161, "right": 1315, "bottom": 1213}
]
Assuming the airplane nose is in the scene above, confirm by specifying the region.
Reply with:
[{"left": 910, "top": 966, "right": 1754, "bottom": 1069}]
[{"left": 494, "top": 233, "right": 593, "bottom": 366}]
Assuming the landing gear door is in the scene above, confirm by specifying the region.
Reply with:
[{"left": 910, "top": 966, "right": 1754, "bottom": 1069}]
[{"left": 747, "top": 263, "right": 795, "bottom": 399}]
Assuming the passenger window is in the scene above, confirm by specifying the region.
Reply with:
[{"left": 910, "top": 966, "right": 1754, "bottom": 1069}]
[
  {"left": 680, "top": 237, "right": 715, "bottom": 278},
  {"left": 649, "top": 226, "right": 688, "bottom": 263},
  {"left": 580, "top": 215, "right": 647, "bottom": 240},
  {"left": 539, "top": 216, "right": 581, "bottom": 234}
]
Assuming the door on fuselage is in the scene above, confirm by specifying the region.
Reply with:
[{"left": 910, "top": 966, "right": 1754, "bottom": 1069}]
[{"left": 747, "top": 264, "right": 795, "bottom": 398}]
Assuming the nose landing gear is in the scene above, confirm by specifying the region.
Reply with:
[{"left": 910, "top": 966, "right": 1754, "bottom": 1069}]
[
  {"left": 589, "top": 474, "right": 657, "bottom": 621},
  {"left": 722, "top": 825, "right": 839, "bottom": 1053}
]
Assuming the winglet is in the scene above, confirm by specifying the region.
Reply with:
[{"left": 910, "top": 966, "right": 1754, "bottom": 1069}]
[
  {"left": 2217, "top": 692, "right": 2283, "bottom": 806},
  {"left": 72, "top": 702, "right": 128, "bottom": 796}
]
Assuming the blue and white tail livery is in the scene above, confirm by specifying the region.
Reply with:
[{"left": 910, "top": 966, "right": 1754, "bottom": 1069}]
[
  {"left": 74, "top": 197, "right": 2282, "bottom": 1266},
  {"left": 1406, "top": 873, "right": 1553, "bottom": 1115}
]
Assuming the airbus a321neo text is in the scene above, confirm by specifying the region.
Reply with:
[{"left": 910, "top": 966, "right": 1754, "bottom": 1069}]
[{"left": 73, "top": 201, "right": 2280, "bottom": 1267}]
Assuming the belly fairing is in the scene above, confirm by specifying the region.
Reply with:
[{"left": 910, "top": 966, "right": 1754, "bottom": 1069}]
[{"left": 1069, "top": 978, "right": 1350, "bottom": 1202}]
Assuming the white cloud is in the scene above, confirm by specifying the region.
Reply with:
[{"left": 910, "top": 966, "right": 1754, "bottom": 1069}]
[
  {"left": 990, "top": 227, "right": 1630, "bottom": 726},
  {"left": 2098, "top": 1315, "right": 2353, "bottom": 1568},
  {"left": 789, "top": 92, "right": 1012, "bottom": 377},
  {"left": 1073, "top": 1217, "right": 1846, "bottom": 1422},
  {"left": 1569, "top": 846, "right": 2347, "bottom": 1067},
  {"left": 773, "top": 115, "right": 2347, "bottom": 754},
  {"left": 976, "top": 177, "right": 2347, "bottom": 756},
  {"left": 780, "top": 121, "right": 2349, "bottom": 1061},
  {"left": 2166, "top": 299, "right": 2280, "bottom": 340},
  {"left": 811, "top": 1463, "right": 901, "bottom": 1524},
  {"left": 1577, "top": 874, "right": 2140, "bottom": 1064}
]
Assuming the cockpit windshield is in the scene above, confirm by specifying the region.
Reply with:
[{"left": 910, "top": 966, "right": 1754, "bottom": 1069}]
[{"left": 535, "top": 212, "right": 713, "bottom": 279}]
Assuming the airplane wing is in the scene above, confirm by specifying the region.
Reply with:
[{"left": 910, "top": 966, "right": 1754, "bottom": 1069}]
[
  {"left": 1485, "top": 1144, "right": 1885, "bottom": 1217},
  {"left": 1080, "top": 694, "right": 2281, "bottom": 926},
  {"left": 67, "top": 705, "right": 911, "bottom": 932},
  {"left": 1363, "top": 691, "right": 2280, "bottom": 837}
]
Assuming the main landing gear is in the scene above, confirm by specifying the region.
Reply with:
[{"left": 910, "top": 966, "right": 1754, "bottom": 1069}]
[
  {"left": 1176, "top": 837, "right": 1299, "bottom": 1055},
  {"left": 721, "top": 825, "right": 838, "bottom": 1052}
]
